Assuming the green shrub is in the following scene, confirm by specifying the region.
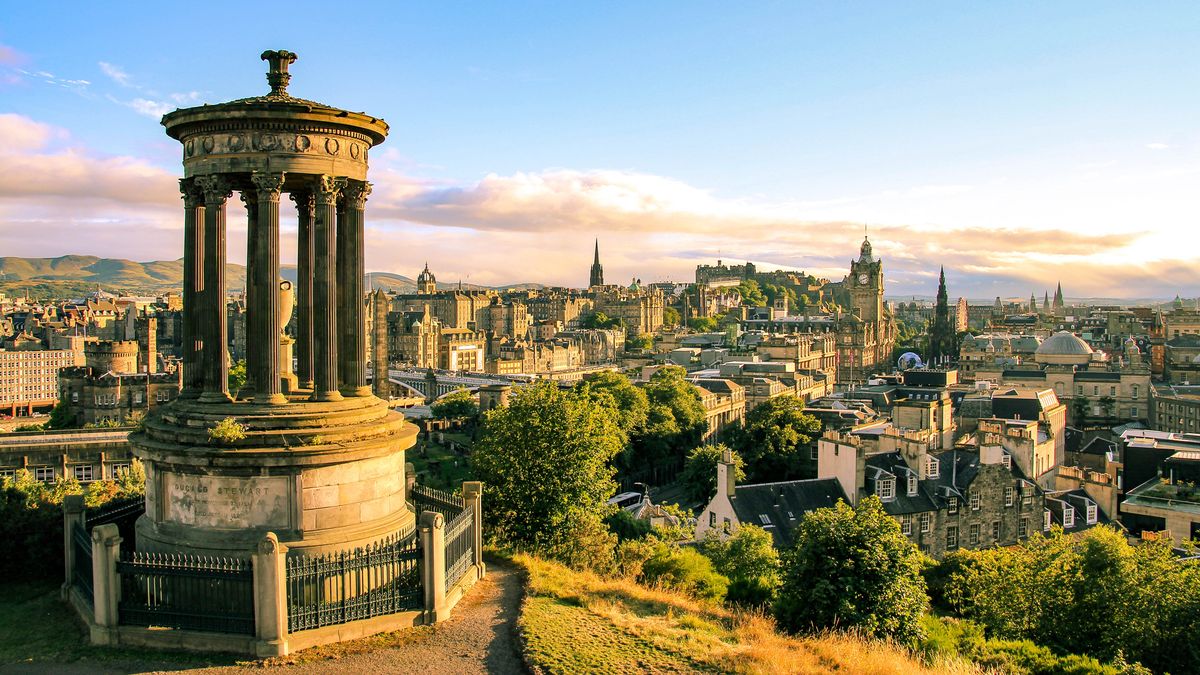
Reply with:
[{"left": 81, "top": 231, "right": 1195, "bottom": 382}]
[
  {"left": 639, "top": 543, "right": 728, "bottom": 602},
  {"left": 208, "top": 417, "right": 247, "bottom": 445},
  {"left": 606, "top": 509, "right": 652, "bottom": 541}
]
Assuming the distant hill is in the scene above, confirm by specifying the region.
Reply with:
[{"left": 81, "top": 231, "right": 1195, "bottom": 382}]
[{"left": 0, "top": 256, "right": 544, "bottom": 299}]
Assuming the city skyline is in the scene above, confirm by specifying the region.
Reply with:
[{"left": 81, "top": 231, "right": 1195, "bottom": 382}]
[{"left": 1, "top": 2, "right": 1198, "bottom": 297}]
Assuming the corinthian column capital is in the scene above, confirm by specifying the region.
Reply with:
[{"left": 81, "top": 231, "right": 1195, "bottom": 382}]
[
  {"left": 251, "top": 171, "right": 287, "bottom": 201},
  {"left": 194, "top": 175, "right": 233, "bottom": 205},
  {"left": 289, "top": 190, "right": 315, "bottom": 213},
  {"left": 313, "top": 175, "right": 347, "bottom": 206},
  {"left": 343, "top": 181, "right": 372, "bottom": 209},
  {"left": 179, "top": 178, "right": 203, "bottom": 208}
]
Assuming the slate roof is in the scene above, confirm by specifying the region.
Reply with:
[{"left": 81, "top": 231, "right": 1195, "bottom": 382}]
[
  {"left": 1044, "top": 489, "right": 1114, "bottom": 534},
  {"left": 730, "top": 478, "right": 848, "bottom": 547},
  {"left": 864, "top": 452, "right": 939, "bottom": 515}
]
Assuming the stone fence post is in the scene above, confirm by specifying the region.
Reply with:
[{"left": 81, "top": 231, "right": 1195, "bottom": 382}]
[
  {"left": 462, "top": 481, "right": 485, "bottom": 578},
  {"left": 420, "top": 510, "right": 446, "bottom": 623},
  {"left": 253, "top": 532, "right": 289, "bottom": 657},
  {"left": 62, "top": 495, "right": 85, "bottom": 597},
  {"left": 90, "top": 523, "right": 122, "bottom": 645}
]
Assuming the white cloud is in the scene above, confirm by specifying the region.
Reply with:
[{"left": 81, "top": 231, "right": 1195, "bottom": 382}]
[
  {"left": 98, "top": 61, "right": 131, "bottom": 87},
  {"left": 127, "top": 98, "right": 173, "bottom": 118},
  {"left": 1146, "top": 142, "right": 1170, "bottom": 150}
]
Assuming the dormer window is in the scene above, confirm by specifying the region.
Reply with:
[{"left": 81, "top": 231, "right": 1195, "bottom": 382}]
[
  {"left": 907, "top": 474, "right": 918, "bottom": 496},
  {"left": 926, "top": 456, "right": 940, "bottom": 478},
  {"left": 758, "top": 514, "right": 771, "bottom": 525},
  {"left": 1063, "top": 506, "right": 1075, "bottom": 528},
  {"left": 1086, "top": 503, "right": 1097, "bottom": 524},
  {"left": 1044, "top": 509, "right": 1052, "bottom": 531},
  {"left": 1001, "top": 454, "right": 1012, "bottom": 469},
  {"left": 877, "top": 478, "right": 895, "bottom": 501},
  {"left": 948, "top": 497, "right": 958, "bottom": 514}
]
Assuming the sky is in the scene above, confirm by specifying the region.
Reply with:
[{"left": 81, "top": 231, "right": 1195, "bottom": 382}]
[{"left": 1, "top": 2, "right": 1198, "bottom": 299}]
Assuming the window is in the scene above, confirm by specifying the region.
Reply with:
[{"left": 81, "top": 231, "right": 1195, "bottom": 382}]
[
  {"left": 970, "top": 491, "right": 981, "bottom": 511},
  {"left": 992, "top": 521, "right": 1001, "bottom": 541},
  {"left": 969, "top": 524, "right": 980, "bottom": 546},
  {"left": 901, "top": 514, "right": 912, "bottom": 536},
  {"left": 34, "top": 467, "right": 54, "bottom": 482},
  {"left": 947, "top": 526, "right": 959, "bottom": 550},
  {"left": 1001, "top": 454, "right": 1012, "bottom": 469},
  {"left": 133, "top": 392, "right": 143, "bottom": 404},
  {"left": 0, "top": 468, "right": 14, "bottom": 479},
  {"left": 1004, "top": 487, "right": 1015, "bottom": 507},
  {"left": 73, "top": 465, "right": 93, "bottom": 482},
  {"left": 1110, "top": 386, "right": 1116, "bottom": 396},
  {"left": 1086, "top": 503, "right": 1098, "bottom": 524},
  {"left": 926, "top": 456, "right": 940, "bottom": 478},
  {"left": 1022, "top": 489, "right": 1033, "bottom": 506},
  {"left": 758, "top": 514, "right": 772, "bottom": 525},
  {"left": 920, "top": 512, "right": 931, "bottom": 533},
  {"left": 1132, "top": 385, "right": 1139, "bottom": 400},
  {"left": 1044, "top": 509, "right": 1052, "bottom": 531},
  {"left": 1019, "top": 518, "right": 1029, "bottom": 538},
  {"left": 111, "top": 463, "right": 131, "bottom": 479},
  {"left": 810, "top": 445, "right": 819, "bottom": 460},
  {"left": 907, "top": 474, "right": 918, "bottom": 497},
  {"left": 876, "top": 478, "right": 895, "bottom": 501},
  {"left": 709, "top": 511, "right": 717, "bottom": 527},
  {"left": 948, "top": 497, "right": 958, "bottom": 515},
  {"left": 1063, "top": 506, "right": 1075, "bottom": 528},
  {"left": 71, "top": 391, "right": 79, "bottom": 402}
]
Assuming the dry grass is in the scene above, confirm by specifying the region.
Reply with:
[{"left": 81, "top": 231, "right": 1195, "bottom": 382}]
[{"left": 514, "top": 553, "right": 982, "bottom": 675}]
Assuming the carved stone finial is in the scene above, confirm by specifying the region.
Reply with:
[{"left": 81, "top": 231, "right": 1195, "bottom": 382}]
[{"left": 260, "top": 50, "right": 298, "bottom": 97}]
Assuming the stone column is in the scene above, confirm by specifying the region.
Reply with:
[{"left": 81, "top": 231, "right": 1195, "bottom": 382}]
[
  {"left": 240, "top": 189, "right": 258, "bottom": 395},
  {"left": 340, "top": 182, "right": 372, "bottom": 397},
  {"left": 179, "top": 179, "right": 205, "bottom": 398},
  {"left": 251, "top": 172, "right": 287, "bottom": 404},
  {"left": 195, "top": 175, "right": 232, "bottom": 403},
  {"left": 462, "top": 481, "right": 486, "bottom": 578},
  {"left": 312, "top": 176, "right": 346, "bottom": 402},
  {"left": 420, "top": 510, "right": 447, "bottom": 623},
  {"left": 291, "top": 191, "right": 315, "bottom": 390},
  {"left": 252, "top": 532, "right": 289, "bottom": 657},
  {"left": 90, "top": 523, "right": 122, "bottom": 645},
  {"left": 61, "top": 495, "right": 84, "bottom": 595}
]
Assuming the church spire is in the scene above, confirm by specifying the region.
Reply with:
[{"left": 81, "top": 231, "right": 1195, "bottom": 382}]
[{"left": 589, "top": 239, "right": 604, "bottom": 288}]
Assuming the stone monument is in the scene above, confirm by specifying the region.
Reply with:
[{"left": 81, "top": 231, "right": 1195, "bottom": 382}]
[{"left": 132, "top": 50, "right": 417, "bottom": 557}]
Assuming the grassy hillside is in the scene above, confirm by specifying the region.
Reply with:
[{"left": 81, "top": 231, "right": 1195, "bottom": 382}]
[{"left": 512, "top": 553, "right": 979, "bottom": 675}]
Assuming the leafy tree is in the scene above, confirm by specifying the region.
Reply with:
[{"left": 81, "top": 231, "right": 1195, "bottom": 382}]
[
  {"left": 688, "top": 316, "right": 718, "bottom": 332},
  {"left": 228, "top": 358, "right": 248, "bottom": 393},
  {"left": 775, "top": 497, "right": 928, "bottom": 644},
  {"left": 1071, "top": 396, "right": 1089, "bottom": 426},
  {"left": 680, "top": 443, "right": 745, "bottom": 506},
  {"left": 627, "top": 333, "right": 654, "bottom": 351},
  {"left": 46, "top": 399, "right": 73, "bottom": 429},
  {"left": 472, "top": 381, "right": 623, "bottom": 570},
  {"left": 640, "top": 541, "right": 729, "bottom": 601},
  {"left": 940, "top": 526, "right": 1200, "bottom": 673},
  {"left": 724, "top": 395, "right": 821, "bottom": 482},
  {"left": 431, "top": 388, "right": 480, "bottom": 420},
  {"left": 580, "top": 311, "right": 625, "bottom": 330},
  {"left": 701, "top": 524, "right": 780, "bottom": 605},
  {"left": 662, "top": 306, "right": 681, "bottom": 327},
  {"left": 636, "top": 366, "right": 707, "bottom": 468},
  {"left": 735, "top": 279, "right": 767, "bottom": 306},
  {"left": 575, "top": 371, "right": 649, "bottom": 443}
]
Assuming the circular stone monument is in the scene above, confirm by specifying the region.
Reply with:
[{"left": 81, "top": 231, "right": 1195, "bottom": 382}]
[{"left": 131, "top": 50, "right": 416, "bottom": 557}]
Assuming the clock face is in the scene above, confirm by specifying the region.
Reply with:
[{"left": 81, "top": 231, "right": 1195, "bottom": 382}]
[{"left": 858, "top": 273, "right": 869, "bottom": 284}]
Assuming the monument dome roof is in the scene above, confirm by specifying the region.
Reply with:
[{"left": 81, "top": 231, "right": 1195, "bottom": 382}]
[{"left": 1036, "top": 331, "right": 1094, "bottom": 357}]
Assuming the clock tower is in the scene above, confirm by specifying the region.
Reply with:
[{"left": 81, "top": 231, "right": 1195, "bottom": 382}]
[{"left": 849, "top": 236, "right": 883, "bottom": 323}]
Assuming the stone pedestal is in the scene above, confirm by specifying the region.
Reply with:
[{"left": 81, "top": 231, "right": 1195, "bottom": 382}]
[
  {"left": 131, "top": 396, "right": 417, "bottom": 557},
  {"left": 280, "top": 335, "right": 298, "bottom": 394}
]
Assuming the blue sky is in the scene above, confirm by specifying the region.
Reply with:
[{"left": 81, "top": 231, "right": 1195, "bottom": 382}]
[{"left": 1, "top": 2, "right": 1198, "bottom": 298}]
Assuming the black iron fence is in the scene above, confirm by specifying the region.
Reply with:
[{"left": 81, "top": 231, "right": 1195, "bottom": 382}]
[
  {"left": 85, "top": 495, "right": 145, "bottom": 544},
  {"left": 285, "top": 529, "right": 422, "bottom": 633},
  {"left": 444, "top": 507, "right": 475, "bottom": 591},
  {"left": 71, "top": 521, "right": 93, "bottom": 605},
  {"left": 411, "top": 485, "right": 464, "bottom": 520},
  {"left": 117, "top": 551, "right": 255, "bottom": 635}
]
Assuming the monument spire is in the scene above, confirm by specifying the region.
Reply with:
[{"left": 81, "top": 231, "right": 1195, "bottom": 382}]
[{"left": 589, "top": 238, "right": 604, "bottom": 288}]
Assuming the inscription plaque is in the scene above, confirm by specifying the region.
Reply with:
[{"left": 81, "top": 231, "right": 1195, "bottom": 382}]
[{"left": 165, "top": 473, "right": 290, "bottom": 529}]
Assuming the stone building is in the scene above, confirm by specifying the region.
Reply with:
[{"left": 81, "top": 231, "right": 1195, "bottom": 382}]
[
  {"left": 439, "top": 327, "right": 486, "bottom": 371},
  {"left": 692, "top": 378, "right": 746, "bottom": 443},
  {"left": 416, "top": 262, "right": 437, "bottom": 294},
  {"left": 589, "top": 240, "right": 604, "bottom": 288},
  {"left": 836, "top": 236, "right": 897, "bottom": 383},
  {"left": 592, "top": 284, "right": 666, "bottom": 337},
  {"left": 525, "top": 291, "right": 592, "bottom": 328},
  {"left": 0, "top": 345, "right": 84, "bottom": 416},
  {"left": 387, "top": 304, "right": 441, "bottom": 369},
  {"left": 58, "top": 340, "right": 181, "bottom": 426},
  {"left": 1162, "top": 334, "right": 1200, "bottom": 383},
  {"left": 1149, "top": 383, "right": 1200, "bottom": 434}
]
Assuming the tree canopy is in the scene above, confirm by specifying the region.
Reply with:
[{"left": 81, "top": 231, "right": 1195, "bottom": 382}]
[
  {"left": 472, "top": 381, "right": 622, "bottom": 567},
  {"left": 430, "top": 388, "right": 480, "bottom": 420},
  {"left": 680, "top": 443, "right": 745, "bottom": 506},
  {"left": 688, "top": 316, "right": 718, "bottom": 332},
  {"left": 724, "top": 394, "right": 821, "bottom": 482},
  {"left": 580, "top": 311, "right": 625, "bottom": 330},
  {"left": 735, "top": 279, "right": 767, "bottom": 307},
  {"left": 636, "top": 366, "right": 707, "bottom": 468},
  {"left": 775, "top": 497, "right": 928, "bottom": 644},
  {"left": 937, "top": 526, "right": 1200, "bottom": 673},
  {"left": 700, "top": 524, "right": 780, "bottom": 606}
]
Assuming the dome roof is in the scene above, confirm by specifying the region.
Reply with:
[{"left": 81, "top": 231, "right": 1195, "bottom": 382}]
[{"left": 1035, "top": 331, "right": 1094, "bottom": 356}]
